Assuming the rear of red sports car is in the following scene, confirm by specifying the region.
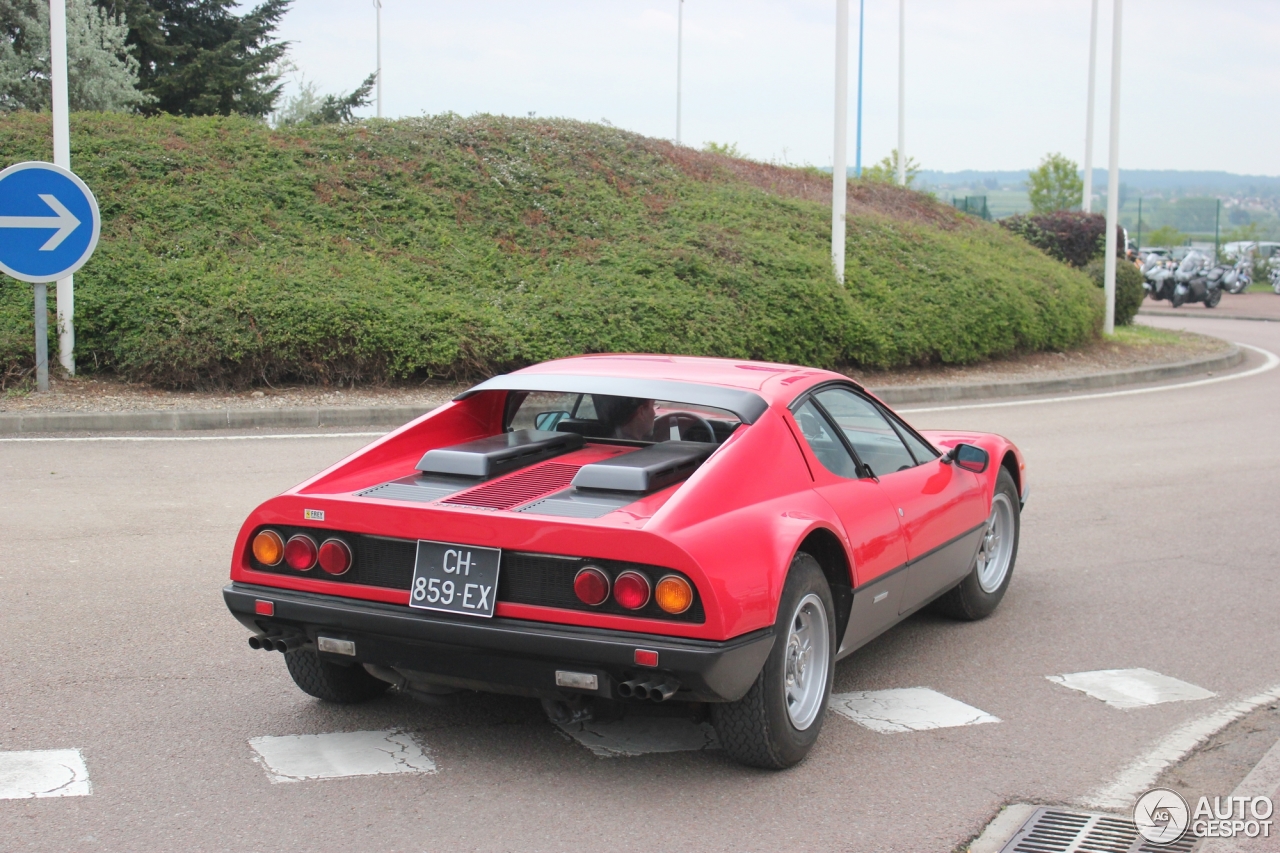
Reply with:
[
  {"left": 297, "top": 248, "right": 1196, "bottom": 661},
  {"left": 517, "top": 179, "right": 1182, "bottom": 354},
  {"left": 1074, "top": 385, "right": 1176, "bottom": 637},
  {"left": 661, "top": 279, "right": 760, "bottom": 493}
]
[{"left": 224, "top": 355, "right": 1026, "bottom": 768}]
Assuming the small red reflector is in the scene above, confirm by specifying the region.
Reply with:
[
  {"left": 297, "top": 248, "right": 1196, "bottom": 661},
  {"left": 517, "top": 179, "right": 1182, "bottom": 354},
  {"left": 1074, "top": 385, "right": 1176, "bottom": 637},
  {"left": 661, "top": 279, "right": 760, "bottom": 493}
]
[
  {"left": 634, "top": 649, "right": 659, "bottom": 667},
  {"left": 254, "top": 600, "right": 274, "bottom": 616}
]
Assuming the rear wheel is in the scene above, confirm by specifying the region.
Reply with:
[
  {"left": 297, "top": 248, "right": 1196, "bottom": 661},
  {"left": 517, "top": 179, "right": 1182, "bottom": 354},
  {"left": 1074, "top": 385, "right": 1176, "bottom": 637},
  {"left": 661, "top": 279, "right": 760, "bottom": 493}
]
[
  {"left": 934, "top": 468, "right": 1020, "bottom": 621},
  {"left": 712, "top": 553, "right": 835, "bottom": 770},
  {"left": 1206, "top": 289, "right": 1222, "bottom": 308},
  {"left": 284, "top": 648, "right": 390, "bottom": 703}
]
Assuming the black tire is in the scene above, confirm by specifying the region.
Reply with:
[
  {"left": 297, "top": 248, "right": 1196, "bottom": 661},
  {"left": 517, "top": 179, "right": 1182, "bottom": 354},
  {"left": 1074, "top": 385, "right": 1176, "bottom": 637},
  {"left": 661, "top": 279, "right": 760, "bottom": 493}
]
[
  {"left": 1171, "top": 288, "right": 1186, "bottom": 307},
  {"left": 1206, "top": 289, "right": 1222, "bottom": 308},
  {"left": 284, "top": 649, "right": 390, "bottom": 704},
  {"left": 711, "top": 553, "right": 836, "bottom": 770},
  {"left": 934, "top": 467, "right": 1020, "bottom": 621}
]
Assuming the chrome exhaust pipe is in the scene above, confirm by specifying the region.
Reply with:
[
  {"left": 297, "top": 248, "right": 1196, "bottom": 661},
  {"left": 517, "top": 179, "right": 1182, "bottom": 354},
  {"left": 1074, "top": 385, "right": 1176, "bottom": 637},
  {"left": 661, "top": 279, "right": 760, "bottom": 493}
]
[
  {"left": 632, "top": 680, "right": 658, "bottom": 701},
  {"left": 649, "top": 681, "right": 677, "bottom": 702},
  {"left": 272, "top": 636, "right": 303, "bottom": 653},
  {"left": 619, "top": 677, "right": 655, "bottom": 699}
]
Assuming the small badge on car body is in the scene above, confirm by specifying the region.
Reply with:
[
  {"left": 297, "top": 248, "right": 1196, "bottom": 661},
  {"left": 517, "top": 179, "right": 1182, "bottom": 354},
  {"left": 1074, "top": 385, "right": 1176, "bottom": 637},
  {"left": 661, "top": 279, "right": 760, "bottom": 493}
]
[{"left": 304, "top": 509, "right": 325, "bottom": 521}]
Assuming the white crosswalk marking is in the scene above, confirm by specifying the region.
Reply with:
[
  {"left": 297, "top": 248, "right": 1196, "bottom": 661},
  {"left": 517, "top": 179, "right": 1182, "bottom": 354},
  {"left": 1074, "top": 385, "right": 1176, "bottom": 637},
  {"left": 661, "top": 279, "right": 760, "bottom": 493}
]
[
  {"left": 829, "top": 687, "right": 1001, "bottom": 733},
  {"left": 0, "top": 749, "right": 91, "bottom": 799},
  {"left": 1046, "top": 668, "right": 1216, "bottom": 709},
  {"left": 248, "top": 731, "right": 435, "bottom": 783},
  {"left": 558, "top": 717, "right": 720, "bottom": 757}
]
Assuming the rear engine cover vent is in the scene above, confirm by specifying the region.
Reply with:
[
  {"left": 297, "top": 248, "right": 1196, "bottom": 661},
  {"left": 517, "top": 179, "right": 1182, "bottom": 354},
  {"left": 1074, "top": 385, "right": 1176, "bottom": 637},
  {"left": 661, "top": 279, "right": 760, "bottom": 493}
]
[
  {"left": 999, "top": 807, "right": 1197, "bottom": 853},
  {"left": 443, "top": 462, "right": 581, "bottom": 511}
]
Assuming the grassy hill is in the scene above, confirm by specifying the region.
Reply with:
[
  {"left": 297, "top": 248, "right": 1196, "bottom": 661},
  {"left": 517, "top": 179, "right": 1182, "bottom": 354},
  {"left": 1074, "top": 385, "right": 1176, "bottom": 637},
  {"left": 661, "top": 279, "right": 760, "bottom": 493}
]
[{"left": 0, "top": 112, "right": 1102, "bottom": 389}]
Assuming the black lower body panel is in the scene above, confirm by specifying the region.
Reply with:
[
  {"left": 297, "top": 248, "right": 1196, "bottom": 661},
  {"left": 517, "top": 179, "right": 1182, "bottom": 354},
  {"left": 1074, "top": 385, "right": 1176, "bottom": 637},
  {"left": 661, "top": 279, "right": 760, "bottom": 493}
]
[{"left": 224, "top": 583, "right": 773, "bottom": 703}]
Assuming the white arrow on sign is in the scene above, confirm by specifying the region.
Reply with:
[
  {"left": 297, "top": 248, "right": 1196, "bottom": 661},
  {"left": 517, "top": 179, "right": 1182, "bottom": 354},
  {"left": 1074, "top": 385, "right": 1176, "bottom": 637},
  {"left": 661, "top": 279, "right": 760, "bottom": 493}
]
[{"left": 0, "top": 193, "right": 82, "bottom": 251}]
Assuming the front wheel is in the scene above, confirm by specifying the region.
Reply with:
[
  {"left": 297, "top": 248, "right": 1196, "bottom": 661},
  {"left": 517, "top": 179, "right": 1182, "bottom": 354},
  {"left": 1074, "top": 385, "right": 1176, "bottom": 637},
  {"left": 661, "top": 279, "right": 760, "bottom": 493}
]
[
  {"left": 712, "top": 553, "right": 835, "bottom": 770},
  {"left": 934, "top": 468, "right": 1020, "bottom": 621},
  {"left": 1206, "top": 289, "right": 1222, "bottom": 308}
]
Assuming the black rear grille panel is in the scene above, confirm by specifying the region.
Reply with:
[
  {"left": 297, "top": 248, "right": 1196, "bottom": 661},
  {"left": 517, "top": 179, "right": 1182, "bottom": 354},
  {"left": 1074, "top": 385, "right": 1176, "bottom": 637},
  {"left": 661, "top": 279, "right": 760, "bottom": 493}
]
[{"left": 248, "top": 526, "right": 704, "bottom": 623}]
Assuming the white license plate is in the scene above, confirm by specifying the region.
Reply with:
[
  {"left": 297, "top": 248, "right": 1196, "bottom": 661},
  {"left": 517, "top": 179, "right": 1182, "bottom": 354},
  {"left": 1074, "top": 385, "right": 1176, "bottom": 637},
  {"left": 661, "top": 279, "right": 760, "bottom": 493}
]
[{"left": 409, "top": 540, "right": 501, "bottom": 618}]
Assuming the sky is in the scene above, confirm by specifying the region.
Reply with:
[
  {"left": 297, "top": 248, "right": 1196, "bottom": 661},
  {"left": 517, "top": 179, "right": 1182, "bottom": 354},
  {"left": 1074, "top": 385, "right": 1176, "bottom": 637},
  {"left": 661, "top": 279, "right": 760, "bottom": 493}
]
[{"left": 261, "top": 0, "right": 1280, "bottom": 176}]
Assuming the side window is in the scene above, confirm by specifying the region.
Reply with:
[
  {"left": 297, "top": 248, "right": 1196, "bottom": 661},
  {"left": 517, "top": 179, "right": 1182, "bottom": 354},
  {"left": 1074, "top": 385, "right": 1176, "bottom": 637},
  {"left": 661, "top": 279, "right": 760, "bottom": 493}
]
[
  {"left": 793, "top": 400, "right": 860, "bottom": 479},
  {"left": 885, "top": 412, "right": 938, "bottom": 464},
  {"left": 814, "top": 388, "right": 917, "bottom": 477}
]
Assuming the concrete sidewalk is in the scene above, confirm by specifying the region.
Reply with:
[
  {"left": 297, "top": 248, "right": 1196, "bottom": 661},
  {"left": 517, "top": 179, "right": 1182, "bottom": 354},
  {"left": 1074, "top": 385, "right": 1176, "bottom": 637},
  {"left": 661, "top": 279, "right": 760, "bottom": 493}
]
[
  {"left": 1141, "top": 292, "right": 1280, "bottom": 323},
  {"left": 1197, "top": 735, "right": 1280, "bottom": 852}
]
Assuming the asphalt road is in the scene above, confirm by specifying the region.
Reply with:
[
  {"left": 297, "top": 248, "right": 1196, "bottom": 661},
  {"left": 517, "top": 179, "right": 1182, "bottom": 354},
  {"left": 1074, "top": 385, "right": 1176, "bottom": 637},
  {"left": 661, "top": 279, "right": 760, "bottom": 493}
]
[{"left": 1, "top": 314, "right": 1277, "bottom": 853}]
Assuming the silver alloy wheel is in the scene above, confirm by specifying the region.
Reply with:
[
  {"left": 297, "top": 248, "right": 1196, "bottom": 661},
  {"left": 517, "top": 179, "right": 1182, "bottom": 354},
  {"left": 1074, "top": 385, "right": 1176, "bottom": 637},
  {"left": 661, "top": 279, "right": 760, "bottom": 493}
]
[
  {"left": 783, "top": 592, "right": 830, "bottom": 730},
  {"left": 975, "top": 492, "right": 1015, "bottom": 593}
]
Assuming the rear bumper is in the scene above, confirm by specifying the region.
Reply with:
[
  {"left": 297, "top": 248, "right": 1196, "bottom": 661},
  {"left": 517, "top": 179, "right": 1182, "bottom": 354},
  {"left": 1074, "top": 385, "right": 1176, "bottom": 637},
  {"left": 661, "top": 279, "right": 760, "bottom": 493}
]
[{"left": 224, "top": 583, "right": 773, "bottom": 703}]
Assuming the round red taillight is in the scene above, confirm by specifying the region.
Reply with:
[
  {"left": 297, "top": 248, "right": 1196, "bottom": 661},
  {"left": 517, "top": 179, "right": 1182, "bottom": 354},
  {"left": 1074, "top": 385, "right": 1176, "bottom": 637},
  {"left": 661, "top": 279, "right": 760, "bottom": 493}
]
[
  {"left": 317, "top": 538, "right": 352, "bottom": 576},
  {"left": 612, "top": 571, "right": 651, "bottom": 610},
  {"left": 573, "top": 566, "right": 610, "bottom": 606},
  {"left": 283, "top": 534, "right": 318, "bottom": 571}
]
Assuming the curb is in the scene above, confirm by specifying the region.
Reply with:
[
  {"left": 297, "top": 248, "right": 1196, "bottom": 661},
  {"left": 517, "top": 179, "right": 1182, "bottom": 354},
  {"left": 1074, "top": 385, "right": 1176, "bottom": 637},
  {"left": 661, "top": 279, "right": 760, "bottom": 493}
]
[
  {"left": 0, "top": 346, "right": 1245, "bottom": 435},
  {"left": 870, "top": 345, "right": 1242, "bottom": 406},
  {"left": 1139, "top": 309, "right": 1280, "bottom": 323}
]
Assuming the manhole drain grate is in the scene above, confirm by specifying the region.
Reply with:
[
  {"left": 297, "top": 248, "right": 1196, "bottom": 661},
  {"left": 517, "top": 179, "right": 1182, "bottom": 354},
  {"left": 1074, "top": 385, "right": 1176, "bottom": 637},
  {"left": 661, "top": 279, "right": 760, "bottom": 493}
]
[{"left": 998, "top": 806, "right": 1198, "bottom": 853}]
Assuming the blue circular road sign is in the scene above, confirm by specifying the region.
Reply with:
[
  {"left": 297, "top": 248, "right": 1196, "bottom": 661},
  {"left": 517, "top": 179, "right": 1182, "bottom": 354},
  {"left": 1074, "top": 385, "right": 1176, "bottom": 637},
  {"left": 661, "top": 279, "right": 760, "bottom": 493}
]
[{"left": 0, "top": 161, "right": 101, "bottom": 283}]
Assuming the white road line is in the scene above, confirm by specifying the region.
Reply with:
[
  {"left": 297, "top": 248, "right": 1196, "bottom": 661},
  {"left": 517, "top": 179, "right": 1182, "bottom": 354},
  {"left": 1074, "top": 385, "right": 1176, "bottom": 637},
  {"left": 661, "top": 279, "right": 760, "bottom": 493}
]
[
  {"left": 1047, "top": 669, "right": 1217, "bottom": 710},
  {"left": 557, "top": 717, "right": 720, "bottom": 757},
  {"left": 0, "top": 431, "right": 385, "bottom": 444},
  {"left": 1081, "top": 683, "right": 1280, "bottom": 811},
  {"left": 0, "top": 749, "right": 91, "bottom": 799},
  {"left": 828, "top": 687, "right": 1000, "bottom": 733},
  {"left": 248, "top": 731, "right": 435, "bottom": 783},
  {"left": 899, "top": 342, "right": 1279, "bottom": 414}
]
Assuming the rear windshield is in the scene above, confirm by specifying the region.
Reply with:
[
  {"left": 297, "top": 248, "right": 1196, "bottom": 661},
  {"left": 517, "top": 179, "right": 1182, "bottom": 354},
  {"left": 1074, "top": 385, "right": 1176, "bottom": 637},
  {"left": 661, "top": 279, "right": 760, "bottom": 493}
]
[{"left": 505, "top": 391, "right": 741, "bottom": 444}]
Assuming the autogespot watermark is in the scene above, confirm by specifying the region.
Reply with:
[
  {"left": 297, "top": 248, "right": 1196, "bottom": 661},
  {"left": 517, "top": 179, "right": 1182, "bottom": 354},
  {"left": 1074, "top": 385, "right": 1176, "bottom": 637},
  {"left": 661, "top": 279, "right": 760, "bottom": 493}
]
[{"left": 1134, "top": 788, "right": 1274, "bottom": 845}]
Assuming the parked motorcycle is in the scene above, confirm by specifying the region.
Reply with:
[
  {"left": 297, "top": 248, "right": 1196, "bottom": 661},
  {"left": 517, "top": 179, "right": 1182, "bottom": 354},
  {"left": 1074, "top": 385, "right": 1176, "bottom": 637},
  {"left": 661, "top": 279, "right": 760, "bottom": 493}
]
[
  {"left": 1270, "top": 263, "right": 1280, "bottom": 295},
  {"left": 1168, "top": 251, "right": 1222, "bottom": 308},
  {"left": 1206, "top": 259, "right": 1252, "bottom": 295},
  {"left": 1142, "top": 256, "right": 1178, "bottom": 302}
]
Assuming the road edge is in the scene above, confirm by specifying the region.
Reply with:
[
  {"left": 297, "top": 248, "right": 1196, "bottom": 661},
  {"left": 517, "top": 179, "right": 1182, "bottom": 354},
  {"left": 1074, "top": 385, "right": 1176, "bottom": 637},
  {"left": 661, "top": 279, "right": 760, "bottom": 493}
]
[{"left": 0, "top": 346, "right": 1243, "bottom": 435}]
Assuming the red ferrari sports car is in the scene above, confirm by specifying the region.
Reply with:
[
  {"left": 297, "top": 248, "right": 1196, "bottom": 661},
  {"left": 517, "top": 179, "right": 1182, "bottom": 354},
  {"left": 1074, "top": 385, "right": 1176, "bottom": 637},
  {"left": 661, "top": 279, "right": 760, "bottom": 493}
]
[{"left": 224, "top": 355, "right": 1026, "bottom": 768}]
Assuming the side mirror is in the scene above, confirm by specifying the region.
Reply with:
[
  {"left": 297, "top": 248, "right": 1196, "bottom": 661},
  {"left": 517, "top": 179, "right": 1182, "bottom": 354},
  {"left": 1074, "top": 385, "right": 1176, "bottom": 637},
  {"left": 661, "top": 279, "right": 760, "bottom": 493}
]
[
  {"left": 534, "top": 411, "right": 571, "bottom": 431},
  {"left": 944, "top": 443, "right": 989, "bottom": 474}
]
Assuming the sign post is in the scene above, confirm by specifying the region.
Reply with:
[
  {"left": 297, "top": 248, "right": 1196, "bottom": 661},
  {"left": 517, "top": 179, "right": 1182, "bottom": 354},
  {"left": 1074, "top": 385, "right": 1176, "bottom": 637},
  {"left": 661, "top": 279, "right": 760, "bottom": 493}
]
[
  {"left": 50, "top": 0, "right": 75, "bottom": 375},
  {"left": 0, "top": 162, "right": 101, "bottom": 391}
]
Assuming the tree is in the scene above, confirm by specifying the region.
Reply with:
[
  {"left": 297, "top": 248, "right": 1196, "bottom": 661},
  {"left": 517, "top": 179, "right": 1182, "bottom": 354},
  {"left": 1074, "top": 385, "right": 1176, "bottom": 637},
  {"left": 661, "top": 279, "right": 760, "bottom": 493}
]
[
  {"left": 94, "top": 0, "right": 291, "bottom": 117},
  {"left": 1145, "top": 225, "right": 1186, "bottom": 247},
  {"left": 861, "top": 149, "right": 919, "bottom": 187},
  {"left": 0, "top": 0, "right": 148, "bottom": 112},
  {"left": 702, "top": 141, "right": 742, "bottom": 158},
  {"left": 273, "top": 72, "right": 375, "bottom": 127},
  {"left": 1026, "top": 152, "right": 1083, "bottom": 213}
]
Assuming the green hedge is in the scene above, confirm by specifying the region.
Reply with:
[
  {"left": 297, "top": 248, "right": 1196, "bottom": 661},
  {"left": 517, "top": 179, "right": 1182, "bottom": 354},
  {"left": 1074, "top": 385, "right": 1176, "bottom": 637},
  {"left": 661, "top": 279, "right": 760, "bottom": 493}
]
[
  {"left": 0, "top": 112, "right": 1103, "bottom": 388},
  {"left": 1083, "top": 258, "right": 1145, "bottom": 326}
]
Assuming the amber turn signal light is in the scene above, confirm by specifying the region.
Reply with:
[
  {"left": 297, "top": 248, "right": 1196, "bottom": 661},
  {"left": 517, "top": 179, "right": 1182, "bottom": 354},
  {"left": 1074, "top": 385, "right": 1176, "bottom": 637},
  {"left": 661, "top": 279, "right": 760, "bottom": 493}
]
[
  {"left": 654, "top": 575, "right": 694, "bottom": 615},
  {"left": 252, "top": 530, "right": 285, "bottom": 566}
]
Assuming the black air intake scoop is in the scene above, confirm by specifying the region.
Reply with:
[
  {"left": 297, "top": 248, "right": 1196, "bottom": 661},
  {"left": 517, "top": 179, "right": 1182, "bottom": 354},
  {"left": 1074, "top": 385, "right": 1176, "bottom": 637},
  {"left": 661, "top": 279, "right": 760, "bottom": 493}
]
[
  {"left": 570, "top": 441, "right": 715, "bottom": 494},
  {"left": 416, "top": 430, "right": 584, "bottom": 479}
]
